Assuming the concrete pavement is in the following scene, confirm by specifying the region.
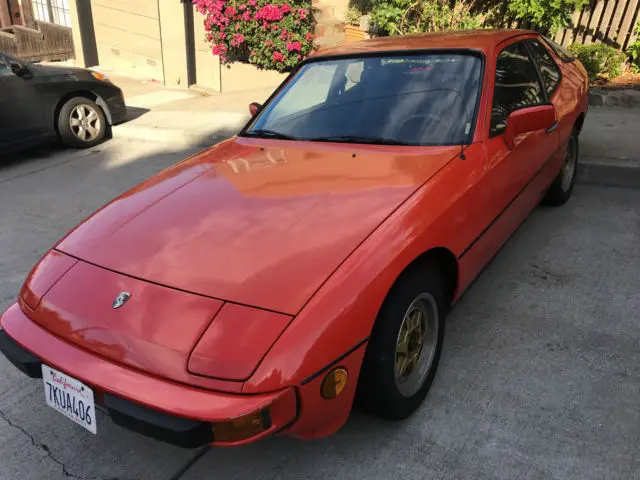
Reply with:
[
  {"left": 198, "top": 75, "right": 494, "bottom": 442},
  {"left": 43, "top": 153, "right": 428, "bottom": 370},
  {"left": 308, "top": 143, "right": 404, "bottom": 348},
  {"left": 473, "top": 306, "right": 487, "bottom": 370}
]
[{"left": 0, "top": 136, "right": 639, "bottom": 479}]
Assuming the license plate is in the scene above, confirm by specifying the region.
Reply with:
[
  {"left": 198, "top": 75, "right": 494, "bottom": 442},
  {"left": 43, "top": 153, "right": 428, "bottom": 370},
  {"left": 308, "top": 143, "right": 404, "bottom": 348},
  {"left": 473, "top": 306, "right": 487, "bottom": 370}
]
[{"left": 42, "top": 365, "right": 97, "bottom": 434}]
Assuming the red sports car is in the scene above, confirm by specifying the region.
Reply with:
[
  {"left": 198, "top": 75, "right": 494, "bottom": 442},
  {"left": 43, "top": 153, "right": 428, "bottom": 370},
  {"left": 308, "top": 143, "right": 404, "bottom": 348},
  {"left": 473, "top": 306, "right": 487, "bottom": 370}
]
[{"left": 0, "top": 30, "right": 588, "bottom": 447}]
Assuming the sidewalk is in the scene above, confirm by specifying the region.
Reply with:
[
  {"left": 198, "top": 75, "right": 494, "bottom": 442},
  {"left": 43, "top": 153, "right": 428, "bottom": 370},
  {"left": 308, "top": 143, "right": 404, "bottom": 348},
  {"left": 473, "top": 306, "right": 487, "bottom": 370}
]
[
  {"left": 107, "top": 71, "right": 275, "bottom": 148},
  {"left": 108, "top": 72, "right": 639, "bottom": 189},
  {"left": 578, "top": 107, "right": 640, "bottom": 189}
]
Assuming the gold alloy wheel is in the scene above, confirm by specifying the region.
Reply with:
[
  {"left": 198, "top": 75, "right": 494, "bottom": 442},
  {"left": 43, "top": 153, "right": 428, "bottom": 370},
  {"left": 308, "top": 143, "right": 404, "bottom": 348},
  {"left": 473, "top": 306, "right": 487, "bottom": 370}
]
[{"left": 395, "top": 293, "right": 439, "bottom": 398}]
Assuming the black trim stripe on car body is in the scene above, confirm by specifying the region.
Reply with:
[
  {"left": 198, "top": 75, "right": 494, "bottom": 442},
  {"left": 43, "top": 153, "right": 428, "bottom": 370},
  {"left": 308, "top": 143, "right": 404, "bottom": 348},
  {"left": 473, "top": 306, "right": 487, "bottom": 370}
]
[{"left": 300, "top": 337, "right": 369, "bottom": 386}]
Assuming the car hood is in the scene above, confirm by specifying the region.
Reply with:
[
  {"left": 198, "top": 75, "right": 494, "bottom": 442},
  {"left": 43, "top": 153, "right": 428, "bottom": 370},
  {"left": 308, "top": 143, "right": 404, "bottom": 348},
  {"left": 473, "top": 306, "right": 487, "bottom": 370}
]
[
  {"left": 57, "top": 138, "right": 458, "bottom": 315},
  {"left": 29, "top": 62, "right": 91, "bottom": 78}
]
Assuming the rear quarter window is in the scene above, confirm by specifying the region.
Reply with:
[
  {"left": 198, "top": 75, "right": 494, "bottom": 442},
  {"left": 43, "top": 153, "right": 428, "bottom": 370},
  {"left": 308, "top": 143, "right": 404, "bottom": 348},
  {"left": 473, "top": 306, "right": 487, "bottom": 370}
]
[{"left": 541, "top": 36, "right": 576, "bottom": 63}]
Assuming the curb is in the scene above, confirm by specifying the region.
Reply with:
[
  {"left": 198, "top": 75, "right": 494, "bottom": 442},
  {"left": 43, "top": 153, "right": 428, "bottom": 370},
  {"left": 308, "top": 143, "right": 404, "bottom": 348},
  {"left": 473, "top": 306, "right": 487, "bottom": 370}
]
[
  {"left": 112, "top": 124, "right": 235, "bottom": 149},
  {"left": 589, "top": 88, "right": 640, "bottom": 108},
  {"left": 578, "top": 156, "right": 640, "bottom": 189}
]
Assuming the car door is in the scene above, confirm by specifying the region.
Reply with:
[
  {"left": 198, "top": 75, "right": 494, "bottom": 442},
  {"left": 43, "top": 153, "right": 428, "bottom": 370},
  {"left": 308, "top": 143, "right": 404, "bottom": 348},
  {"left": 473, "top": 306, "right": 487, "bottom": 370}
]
[
  {"left": 0, "top": 55, "right": 44, "bottom": 149},
  {"left": 483, "top": 40, "right": 559, "bottom": 216}
]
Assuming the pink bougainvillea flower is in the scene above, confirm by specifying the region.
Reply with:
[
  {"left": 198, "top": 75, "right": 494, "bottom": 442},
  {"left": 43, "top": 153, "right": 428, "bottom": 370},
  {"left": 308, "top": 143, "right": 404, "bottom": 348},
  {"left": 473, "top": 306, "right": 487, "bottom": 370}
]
[
  {"left": 305, "top": 32, "right": 314, "bottom": 41},
  {"left": 242, "top": 10, "right": 251, "bottom": 21},
  {"left": 265, "top": 39, "right": 273, "bottom": 47},
  {"left": 272, "top": 51, "right": 285, "bottom": 62},
  {"left": 286, "top": 41, "right": 301, "bottom": 52},
  {"left": 298, "top": 8, "right": 308, "bottom": 19},
  {"left": 248, "top": 0, "right": 256, "bottom": 5},
  {"left": 281, "top": 4, "right": 291, "bottom": 13},
  {"left": 224, "top": 6, "right": 237, "bottom": 16},
  {"left": 255, "top": 4, "right": 283, "bottom": 21},
  {"left": 294, "top": 19, "right": 300, "bottom": 24},
  {"left": 280, "top": 29, "right": 288, "bottom": 40},
  {"left": 233, "top": 33, "right": 245, "bottom": 44}
]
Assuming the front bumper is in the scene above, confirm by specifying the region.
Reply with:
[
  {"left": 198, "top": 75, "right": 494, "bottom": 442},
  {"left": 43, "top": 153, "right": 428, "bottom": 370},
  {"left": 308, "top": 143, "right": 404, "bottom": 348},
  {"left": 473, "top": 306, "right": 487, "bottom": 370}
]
[
  {"left": 104, "top": 88, "right": 128, "bottom": 125},
  {"left": 0, "top": 303, "right": 297, "bottom": 448}
]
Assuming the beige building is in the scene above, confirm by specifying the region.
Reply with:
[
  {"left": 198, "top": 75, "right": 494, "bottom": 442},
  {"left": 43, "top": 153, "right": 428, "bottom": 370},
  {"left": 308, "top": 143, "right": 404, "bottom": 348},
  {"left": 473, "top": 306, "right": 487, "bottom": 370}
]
[{"left": 69, "top": 0, "right": 286, "bottom": 93}]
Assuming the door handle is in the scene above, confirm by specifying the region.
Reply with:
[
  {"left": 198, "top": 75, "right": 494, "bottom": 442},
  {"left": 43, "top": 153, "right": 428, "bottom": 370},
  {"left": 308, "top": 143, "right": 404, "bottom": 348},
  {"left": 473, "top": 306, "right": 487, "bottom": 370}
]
[{"left": 545, "top": 121, "right": 559, "bottom": 134}]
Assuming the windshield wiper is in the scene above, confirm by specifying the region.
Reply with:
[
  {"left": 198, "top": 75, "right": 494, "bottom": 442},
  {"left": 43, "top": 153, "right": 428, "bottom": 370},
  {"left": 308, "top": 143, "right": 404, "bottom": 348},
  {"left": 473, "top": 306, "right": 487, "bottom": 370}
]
[
  {"left": 244, "top": 129, "right": 298, "bottom": 140},
  {"left": 306, "top": 135, "right": 411, "bottom": 145}
]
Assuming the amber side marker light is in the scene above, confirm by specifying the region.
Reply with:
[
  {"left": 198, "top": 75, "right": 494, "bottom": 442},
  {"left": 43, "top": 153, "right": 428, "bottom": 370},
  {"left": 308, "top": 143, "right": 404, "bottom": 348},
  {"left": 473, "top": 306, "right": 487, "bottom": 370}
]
[
  {"left": 212, "top": 409, "right": 271, "bottom": 443},
  {"left": 90, "top": 71, "right": 112, "bottom": 83},
  {"left": 321, "top": 367, "right": 348, "bottom": 399}
]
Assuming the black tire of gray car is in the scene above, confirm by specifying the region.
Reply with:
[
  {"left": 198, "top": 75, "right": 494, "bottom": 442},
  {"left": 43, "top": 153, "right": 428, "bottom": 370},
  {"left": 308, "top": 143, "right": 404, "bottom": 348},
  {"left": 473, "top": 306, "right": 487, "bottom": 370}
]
[
  {"left": 542, "top": 132, "right": 579, "bottom": 207},
  {"left": 356, "top": 265, "right": 446, "bottom": 420},
  {"left": 57, "top": 97, "right": 107, "bottom": 149}
]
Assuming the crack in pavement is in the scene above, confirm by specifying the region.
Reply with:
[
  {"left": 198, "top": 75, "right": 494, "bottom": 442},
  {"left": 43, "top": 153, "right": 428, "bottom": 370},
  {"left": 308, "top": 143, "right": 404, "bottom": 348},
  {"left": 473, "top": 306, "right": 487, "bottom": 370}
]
[{"left": 0, "top": 407, "right": 134, "bottom": 480}]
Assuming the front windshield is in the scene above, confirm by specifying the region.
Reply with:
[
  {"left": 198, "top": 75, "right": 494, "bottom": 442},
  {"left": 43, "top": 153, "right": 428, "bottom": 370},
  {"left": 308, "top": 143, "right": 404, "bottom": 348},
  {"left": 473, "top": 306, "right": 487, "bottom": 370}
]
[{"left": 245, "top": 52, "right": 482, "bottom": 146}]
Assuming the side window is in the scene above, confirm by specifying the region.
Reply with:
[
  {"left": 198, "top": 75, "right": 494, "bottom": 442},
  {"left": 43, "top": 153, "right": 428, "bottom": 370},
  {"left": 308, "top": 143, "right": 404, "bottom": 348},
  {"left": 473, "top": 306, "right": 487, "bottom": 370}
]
[
  {"left": 490, "top": 42, "right": 544, "bottom": 137},
  {"left": 0, "top": 57, "right": 10, "bottom": 76},
  {"left": 541, "top": 36, "right": 576, "bottom": 63},
  {"left": 527, "top": 39, "right": 561, "bottom": 97}
]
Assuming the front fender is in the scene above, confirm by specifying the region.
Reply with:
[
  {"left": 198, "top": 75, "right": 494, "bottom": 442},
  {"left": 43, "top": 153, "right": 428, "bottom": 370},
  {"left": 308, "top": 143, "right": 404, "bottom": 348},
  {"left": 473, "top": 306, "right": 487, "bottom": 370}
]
[
  {"left": 243, "top": 147, "right": 484, "bottom": 396},
  {"left": 94, "top": 94, "right": 113, "bottom": 124}
]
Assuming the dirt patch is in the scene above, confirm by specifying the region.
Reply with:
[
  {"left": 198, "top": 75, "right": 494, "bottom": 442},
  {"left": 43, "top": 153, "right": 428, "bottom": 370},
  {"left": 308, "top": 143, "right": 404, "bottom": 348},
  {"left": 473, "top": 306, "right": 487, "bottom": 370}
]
[{"left": 591, "top": 71, "right": 640, "bottom": 90}]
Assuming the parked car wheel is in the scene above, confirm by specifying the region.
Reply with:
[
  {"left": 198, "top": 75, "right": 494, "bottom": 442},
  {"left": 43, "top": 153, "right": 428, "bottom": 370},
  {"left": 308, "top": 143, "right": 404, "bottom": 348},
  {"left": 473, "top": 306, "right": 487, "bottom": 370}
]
[
  {"left": 542, "top": 132, "right": 579, "bottom": 206},
  {"left": 58, "top": 97, "right": 107, "bottom": 148},
  {"left": 357, "top": 266, "right": 446, "bottom": 420}
]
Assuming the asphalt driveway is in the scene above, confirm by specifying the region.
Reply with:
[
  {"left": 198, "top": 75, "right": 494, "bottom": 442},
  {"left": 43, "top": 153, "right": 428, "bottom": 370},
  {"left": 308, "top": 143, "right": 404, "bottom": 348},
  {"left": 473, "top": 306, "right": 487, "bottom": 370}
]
[{"left": 0, "top": 138, "right": 638, "bottom": 480}]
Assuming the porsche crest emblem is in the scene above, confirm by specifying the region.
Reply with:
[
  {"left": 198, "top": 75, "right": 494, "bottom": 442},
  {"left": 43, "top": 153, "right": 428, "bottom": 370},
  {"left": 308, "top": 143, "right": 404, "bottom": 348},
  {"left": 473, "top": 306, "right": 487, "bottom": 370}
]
[{"left": 112, "top": 292, "right": 131, "bottom": 309}]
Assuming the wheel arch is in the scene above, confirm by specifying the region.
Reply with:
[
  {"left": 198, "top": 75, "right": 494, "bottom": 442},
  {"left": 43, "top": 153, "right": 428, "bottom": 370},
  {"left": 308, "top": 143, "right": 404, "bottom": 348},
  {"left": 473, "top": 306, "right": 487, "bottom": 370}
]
[
  {"left": 53, "top": 91, "right": 112, "bottom": 136},
  {"left": 388, "top": 247, "right": 459, "bottom": 311},
  {"left": 574, "top": 112, "right": 585, "bottom": 135}
]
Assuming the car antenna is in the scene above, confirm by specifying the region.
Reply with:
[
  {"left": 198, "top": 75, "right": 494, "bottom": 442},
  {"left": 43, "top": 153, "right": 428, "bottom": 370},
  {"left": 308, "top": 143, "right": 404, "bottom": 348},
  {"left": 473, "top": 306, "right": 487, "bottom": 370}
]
[{"left": 459, "top": 121, "right": 471, "bottom": 160}]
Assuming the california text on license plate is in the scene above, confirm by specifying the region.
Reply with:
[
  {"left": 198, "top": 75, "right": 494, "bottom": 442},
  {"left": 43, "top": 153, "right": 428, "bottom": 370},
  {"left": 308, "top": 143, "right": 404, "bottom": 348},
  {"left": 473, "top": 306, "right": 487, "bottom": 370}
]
[{"left": 42, "top": 365, "right": 97, "bottom": 434}]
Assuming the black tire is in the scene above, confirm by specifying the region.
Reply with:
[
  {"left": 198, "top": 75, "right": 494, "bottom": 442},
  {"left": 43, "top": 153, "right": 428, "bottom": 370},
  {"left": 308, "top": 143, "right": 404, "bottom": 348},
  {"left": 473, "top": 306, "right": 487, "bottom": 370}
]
[
  {"left": 356, "top": 266, "right": 446, "bottom": 420},
  {"left": 57, "top": 97, "right": 107, "bottom": 148},
  {"left": 541, "top": 132, "right": 579, "bottom": 207}
]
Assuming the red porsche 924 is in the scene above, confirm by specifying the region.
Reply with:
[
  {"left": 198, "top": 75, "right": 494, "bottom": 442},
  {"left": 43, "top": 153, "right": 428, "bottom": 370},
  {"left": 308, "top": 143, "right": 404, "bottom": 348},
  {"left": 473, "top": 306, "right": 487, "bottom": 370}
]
[{"left": 0, "top": 29, "right": 588, "bottom": 447}]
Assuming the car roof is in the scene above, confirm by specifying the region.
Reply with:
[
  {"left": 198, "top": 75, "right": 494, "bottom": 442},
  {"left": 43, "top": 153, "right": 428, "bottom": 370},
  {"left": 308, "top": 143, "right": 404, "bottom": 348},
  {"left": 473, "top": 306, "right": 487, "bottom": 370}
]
[{"left": 313, "top": 29, "right": 536, "bottom": 58}]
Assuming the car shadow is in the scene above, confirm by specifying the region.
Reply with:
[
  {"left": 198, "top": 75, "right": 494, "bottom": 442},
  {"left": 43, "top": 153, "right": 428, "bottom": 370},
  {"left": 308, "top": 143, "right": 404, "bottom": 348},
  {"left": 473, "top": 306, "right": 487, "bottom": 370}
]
[{"left": 120, "top": 105, "right": 150, "bottom": 124}]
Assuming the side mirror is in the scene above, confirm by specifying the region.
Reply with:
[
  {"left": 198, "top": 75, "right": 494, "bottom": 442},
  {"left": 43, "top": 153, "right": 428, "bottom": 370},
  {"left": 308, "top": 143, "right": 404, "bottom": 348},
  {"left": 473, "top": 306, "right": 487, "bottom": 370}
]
[
  {"left": 249, "top": 102, "right": 262, "bottom": 116},
  {"left": 9, "top": 61, "right": 29, "bottom": 78},
  {"left": 504, "top": 105, "right": 556, "bottom": 150}
]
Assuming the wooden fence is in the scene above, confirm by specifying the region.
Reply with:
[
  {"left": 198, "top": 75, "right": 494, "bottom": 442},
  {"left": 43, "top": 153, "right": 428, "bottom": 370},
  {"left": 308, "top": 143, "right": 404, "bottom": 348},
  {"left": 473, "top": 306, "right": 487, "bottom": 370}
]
[{"left": 554, "top": 0, "right": 639, "bottom": 50}]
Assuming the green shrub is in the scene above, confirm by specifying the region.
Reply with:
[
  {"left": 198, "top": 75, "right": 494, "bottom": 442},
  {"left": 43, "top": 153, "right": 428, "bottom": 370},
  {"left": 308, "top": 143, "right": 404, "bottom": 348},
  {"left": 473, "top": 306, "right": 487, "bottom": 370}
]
[
  {"left": 627, "top": 21, "right": 640, "bottom": 73},
  {"left": 370, "top": 0, "right": 483, "bottom": 36},
  {"left": 507, "top": 0, "right": 587, "bottom": 35},
  {"left": 568, "top": 43, "right": 626, "bottom": 79}
]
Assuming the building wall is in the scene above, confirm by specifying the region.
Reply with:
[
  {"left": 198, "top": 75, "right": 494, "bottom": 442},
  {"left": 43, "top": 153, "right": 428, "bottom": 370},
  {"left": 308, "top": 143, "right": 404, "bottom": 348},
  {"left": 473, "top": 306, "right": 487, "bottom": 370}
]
[
  {"left": 192, "top": 6, "right": 221, "bottom": 91},
  {"left": 0, "top": 1, "right": 11, "bottom": 28},
  {"left": 91, "top": 0, "right": 164, "bottom": 81},
  {"left": 70, "top": 1, "right": 286, "bottom": 93}
]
